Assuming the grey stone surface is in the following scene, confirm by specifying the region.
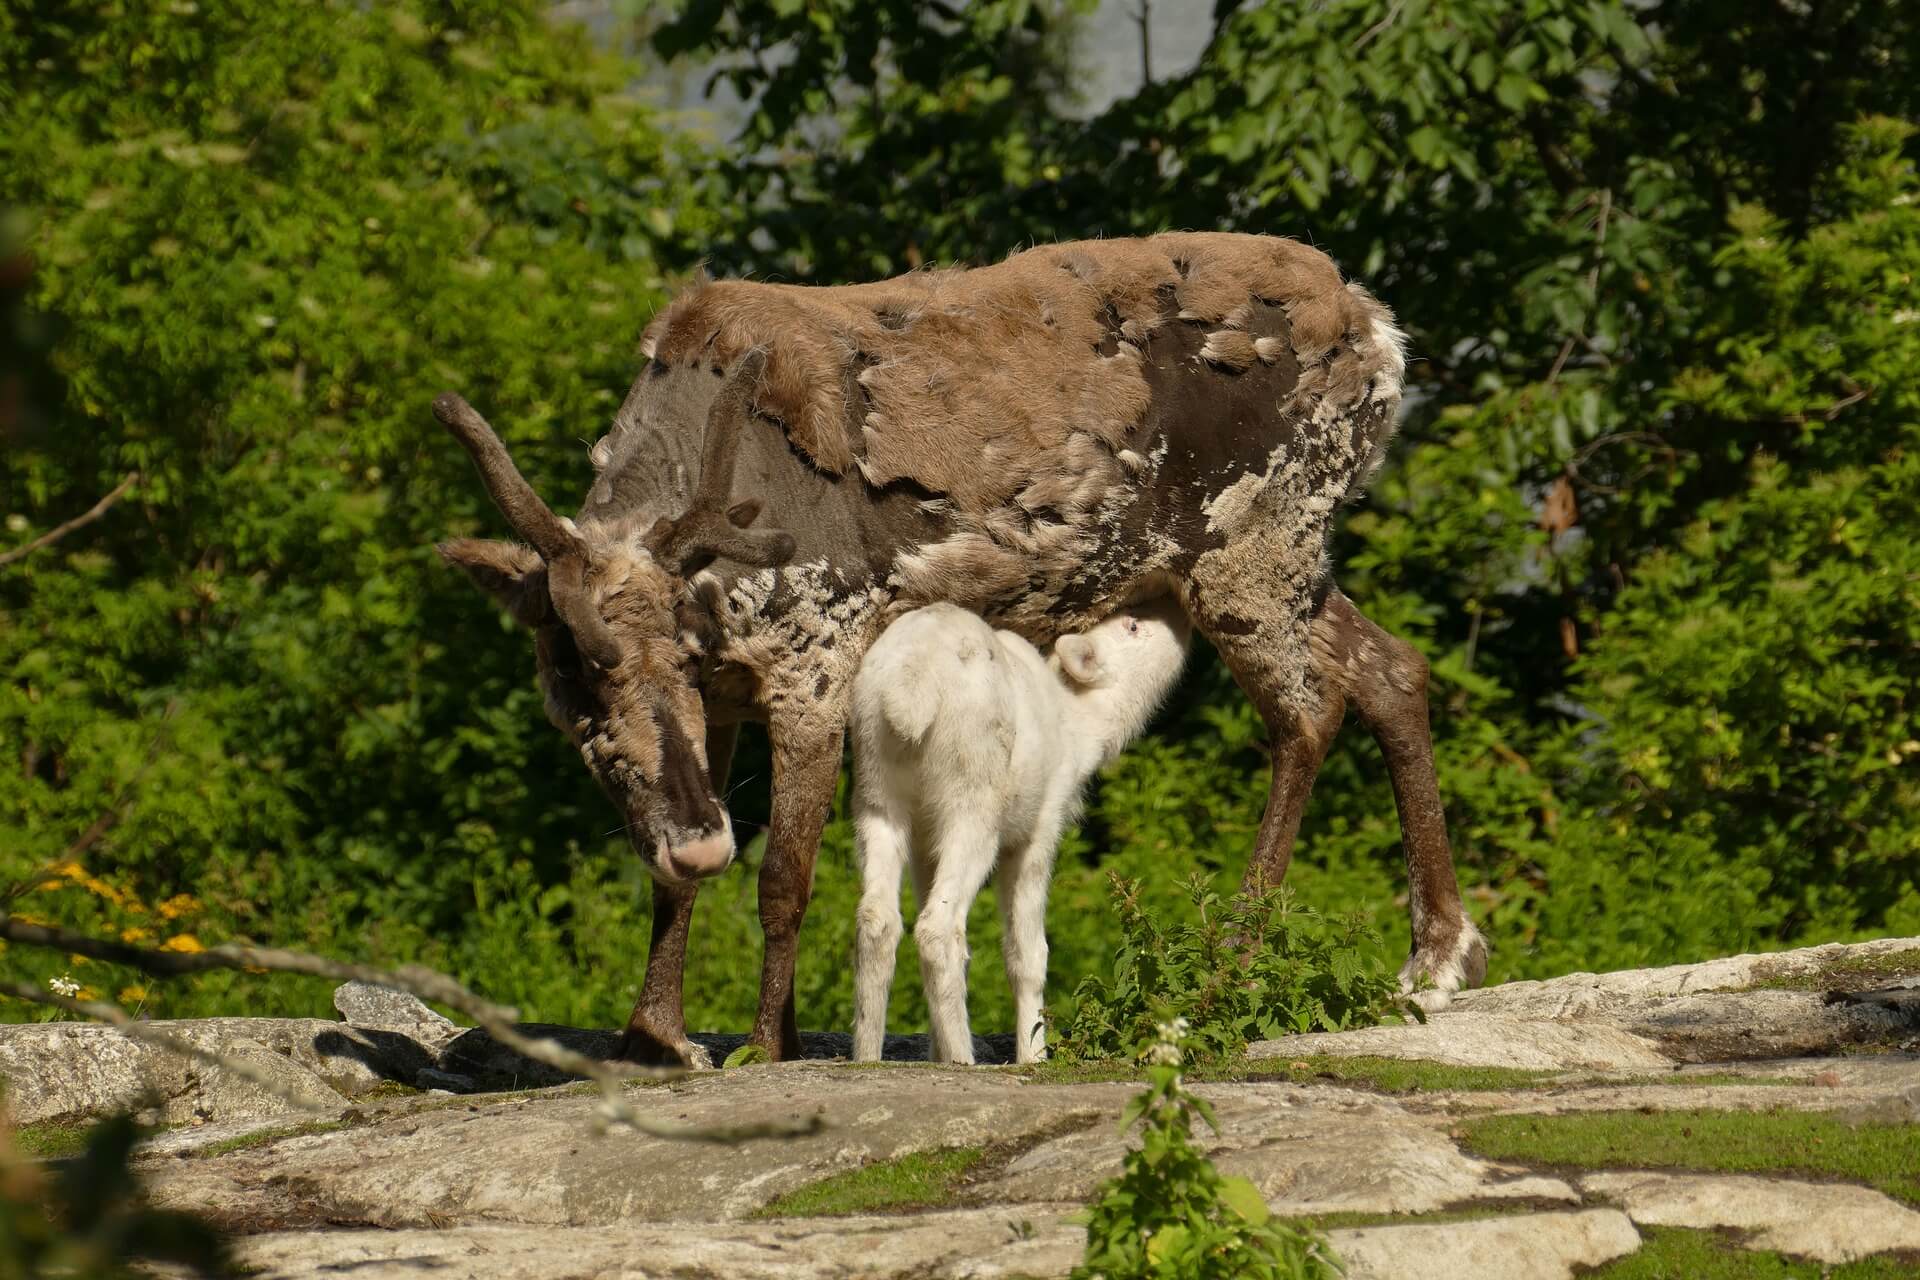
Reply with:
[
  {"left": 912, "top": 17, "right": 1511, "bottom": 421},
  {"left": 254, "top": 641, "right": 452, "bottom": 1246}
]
[
  {"left": 0, "top": 1020, "right": 381, "bottom": 1125},
  {"left": 193, "top": 1207, "right": 1648, "bottom": 1279},
  {"left": 1583, "top": 1170, "right": 1920, "bottom": 1263},
  {"left": 142, "top": 1065, "right": 1121, "bottom": 1228},
  {"left": 332, "top": 981, "right": 461, "bottom": 1044},
  {"left": 1250, "top": 1012, "right": 1672, "bottom": 1072},
  {"left": 1333, "top": 1209, "right": 1642, "bottom": 1280},
  {"left": 1456, "top": 937, "right": 1920, "bottom": 1010},
  {"left": 209, "top": 1209, "right": 1092, "bottom": 1280},
  {"left": 981, "top": 1083, "right": 1579, "bottom": 1215},
  {"left": 22, "top": 937, "right": 1920, "bottom": 1278}
]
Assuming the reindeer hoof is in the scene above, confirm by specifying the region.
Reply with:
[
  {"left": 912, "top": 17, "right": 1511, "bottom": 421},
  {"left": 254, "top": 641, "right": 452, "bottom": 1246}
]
[
  {"left": 612, "top": 1029, "right": 712, "bottom": 1070},
  {"left": 1399, "top": 922, "right": 1490, "bottom": 1011}
]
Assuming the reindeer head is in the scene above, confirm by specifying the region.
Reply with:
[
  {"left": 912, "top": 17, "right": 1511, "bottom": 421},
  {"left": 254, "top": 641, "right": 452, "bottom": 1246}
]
[{"left": 435, "top": 352, "right": 794, "bottom": 884}]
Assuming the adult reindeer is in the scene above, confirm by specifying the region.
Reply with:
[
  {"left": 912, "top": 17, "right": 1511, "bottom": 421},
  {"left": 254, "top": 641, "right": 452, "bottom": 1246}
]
[{"left": 436, "top": 233, "right": 1487, "bottom": 1065}]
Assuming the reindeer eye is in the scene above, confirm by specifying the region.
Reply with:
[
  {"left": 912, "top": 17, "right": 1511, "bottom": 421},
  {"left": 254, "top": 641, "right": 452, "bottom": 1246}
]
[{"left": 1127, "top": 618, "right": 1140, "bottom": 634}]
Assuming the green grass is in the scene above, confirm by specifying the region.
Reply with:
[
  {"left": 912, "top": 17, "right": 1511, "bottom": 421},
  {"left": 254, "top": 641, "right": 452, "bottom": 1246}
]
[
  {"left": 11, "top": 1120, "right": 93, "bottom": 1159},
  {"left": 1024, "top": 1053, "right": 1556, "bottom": 1093},
  {"left": 755, "top": 1146, "right": 988, "bottom": 1218},
  {"left": 1746, "top": 948, "right": 1920, "bottom": 992},
  {"left": 1587, "top": 1226, "right": 1918, "bottom": 1278},
  {"left": 1460, "top": 1108, "right": 1920, "bottom": 1205},
  {"left": 354, "top": 1080, "right": 426, "bottom": 1101},
  {"left": 192, "top": 1119, "right": 348, "bottom": 1158}
]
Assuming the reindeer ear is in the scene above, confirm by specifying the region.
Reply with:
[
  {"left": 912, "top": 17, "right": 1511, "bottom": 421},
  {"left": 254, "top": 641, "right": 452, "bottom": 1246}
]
[
  {"left": 1054, "top": 633, "right": 1106, "bottom": 686},
  {"left": 438, "top": 539, "right": 549, "bottom": 627}
]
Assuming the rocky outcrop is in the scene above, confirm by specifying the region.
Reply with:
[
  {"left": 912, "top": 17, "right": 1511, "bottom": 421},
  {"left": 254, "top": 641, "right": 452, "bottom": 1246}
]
[{"left": 4, "top": 937, "right": 1917, "bottom": 1278}]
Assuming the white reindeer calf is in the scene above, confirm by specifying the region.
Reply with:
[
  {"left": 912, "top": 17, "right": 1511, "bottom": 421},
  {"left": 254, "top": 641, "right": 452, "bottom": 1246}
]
[{"left": 850, "top": 599, "right": 1192, "bottom": 1065}]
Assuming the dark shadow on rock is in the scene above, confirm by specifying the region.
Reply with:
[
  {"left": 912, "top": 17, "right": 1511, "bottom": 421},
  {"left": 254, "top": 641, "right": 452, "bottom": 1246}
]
[
  {"left": 312, "top": 1027, "right": 438, "bottom": 1089},
  {"left": 435, "top": 1025, "right": 1023, "bottom": 1091}
]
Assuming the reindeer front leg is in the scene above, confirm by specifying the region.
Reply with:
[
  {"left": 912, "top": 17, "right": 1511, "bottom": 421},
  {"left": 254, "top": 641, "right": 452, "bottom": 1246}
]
[
  {"left": 749, "top": 710, "right": 845, "bottom": 1061},
  {"left": 614, "top": 722, "right": 739, "bottom": 1068}
]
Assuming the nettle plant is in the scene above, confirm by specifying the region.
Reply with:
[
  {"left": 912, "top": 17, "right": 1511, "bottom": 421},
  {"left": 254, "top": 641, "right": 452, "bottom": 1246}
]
[
  {"left": 1073, "top": 1020, "right": 1340, "bottom": 1280},
  {"left": 1052, "top": 874, "right": 1407, "bottom": 1062}
]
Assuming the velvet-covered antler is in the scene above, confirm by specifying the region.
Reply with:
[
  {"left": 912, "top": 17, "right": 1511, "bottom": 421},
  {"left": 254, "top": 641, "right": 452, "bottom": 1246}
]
[
  {"left": 648, "top": 349, "right": 798, "bottom": 575},
  {"left": 433, "top": 393, "right": 624, "bottom": 670}
]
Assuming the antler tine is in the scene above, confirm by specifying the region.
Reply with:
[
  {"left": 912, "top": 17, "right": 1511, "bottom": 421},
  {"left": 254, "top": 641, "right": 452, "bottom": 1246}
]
[
  {"left": 433, "top": 392, "right": 577, "bottom": 562},
  {"left": 651, "top": 349, "right": 796, "bottom": 575}
]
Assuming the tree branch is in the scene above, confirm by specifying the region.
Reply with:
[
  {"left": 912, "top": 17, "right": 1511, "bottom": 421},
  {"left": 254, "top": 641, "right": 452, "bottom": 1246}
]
[{"left": 0, "top": 472, "right": 140, "bottom": 568}]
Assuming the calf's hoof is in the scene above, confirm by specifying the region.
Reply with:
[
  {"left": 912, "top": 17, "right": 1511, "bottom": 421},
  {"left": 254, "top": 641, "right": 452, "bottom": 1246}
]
[{"left": 1398, "top": 922, "right": 1489, "bottom": 1012}]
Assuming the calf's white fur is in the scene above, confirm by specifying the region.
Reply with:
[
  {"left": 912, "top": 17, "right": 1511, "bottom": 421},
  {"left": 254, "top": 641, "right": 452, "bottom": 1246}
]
[{"left": 850, "top": 600, "right": 1191, "bottom": 1064}]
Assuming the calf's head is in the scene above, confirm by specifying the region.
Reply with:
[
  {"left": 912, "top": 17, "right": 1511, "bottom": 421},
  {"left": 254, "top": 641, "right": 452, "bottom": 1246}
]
[{"left": 433, "top": 352, "right": 793, "bottom": 884}]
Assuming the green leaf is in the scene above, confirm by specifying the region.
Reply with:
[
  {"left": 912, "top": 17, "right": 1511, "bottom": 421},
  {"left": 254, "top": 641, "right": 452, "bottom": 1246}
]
[
  {"left": 1407, "top": 126, "right": 1445, "bottom": 167},
  {"left": 1217, "top": 1175, "right": 1271, "bottom": 1225},
  {"left": 723, "top": 1044, "right": 771, "bottom": 1068}
]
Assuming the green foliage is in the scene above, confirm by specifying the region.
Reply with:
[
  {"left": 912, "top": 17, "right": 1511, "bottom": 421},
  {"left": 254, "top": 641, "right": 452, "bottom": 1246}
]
[
  {"left": 1073, "top": 1022, "right": 1340, "bottom": 1280},
  {"left": 0, "top": 0, "right": 717, "bottom": 1022},
  {"left": 1052, "top": 876, "right": 1405, "bottom": 1063},
  {"left": 0, "top": 1114, "right": 232, "bottom": 1278},
  {"left": 1460, "top": 1108, "right": 1920, "bottom": 1205},
  {"left": 754, "top": 1146, "right": 987, "bottom": 1219}
]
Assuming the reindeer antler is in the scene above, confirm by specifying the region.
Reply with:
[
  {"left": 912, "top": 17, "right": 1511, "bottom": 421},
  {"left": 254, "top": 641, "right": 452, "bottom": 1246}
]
[
  {"left": 434, "top": 394, "right": 576, "bottom": 562},
  {"left": 434, "top": 393, "right": 624, "bottom": 670},
  {"left": 649, "top": 350, "right": 798, "bottom": 575}
]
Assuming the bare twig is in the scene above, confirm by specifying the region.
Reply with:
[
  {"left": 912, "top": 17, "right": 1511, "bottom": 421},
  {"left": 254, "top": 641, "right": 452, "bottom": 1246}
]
[
  {"left": 1137, "top": 0, "right": 1152, "bottom": 85},
  {"left": 1561, "top": 430, "right": 1690, "bottom": 494},
  {"left": 2, "top": 981, "right": 336, "bottom": 1114},
  {"left": 1544, "top": 337, "right": 1577, "bottom": 385},
  {"left": 0, "top": 472, "right": 140, "bottom": 568},
  {"left": 1350, "top": 0, "right": 1405, "bottom": 53},
  {"left": 1780, "top": 388, "right": 1869, "bottom": 425},
  {"left": 0, "top": 915, "right": 824, "bottom": 1145}
]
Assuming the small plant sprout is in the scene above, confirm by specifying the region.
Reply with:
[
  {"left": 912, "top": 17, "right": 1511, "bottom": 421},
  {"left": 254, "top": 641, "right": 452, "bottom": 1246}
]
[{"left": 1072, "top": 1020, "right": 1341, "bottom": 1279}]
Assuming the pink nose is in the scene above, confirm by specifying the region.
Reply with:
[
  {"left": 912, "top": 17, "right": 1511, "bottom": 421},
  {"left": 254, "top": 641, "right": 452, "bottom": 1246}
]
[{"left": 660, "top": 831, "right": 734, "bottom": 881}]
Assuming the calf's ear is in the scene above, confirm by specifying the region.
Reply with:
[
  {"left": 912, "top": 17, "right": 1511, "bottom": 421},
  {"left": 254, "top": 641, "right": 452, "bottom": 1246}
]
[
  {"left": 437, "top": 538, "right": 550, "bottom": 627},
  {"left": 1054, "top": 634, "right": 1106, "bottom": 686}
]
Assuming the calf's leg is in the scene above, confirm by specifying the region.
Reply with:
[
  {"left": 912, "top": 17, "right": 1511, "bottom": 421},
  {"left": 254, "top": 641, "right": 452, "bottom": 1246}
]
[
  {"left": 914, "top": 816, "right": 998, "bottom": 1065},
  {"left": 851, "top": 792, "right": 910, "bottom": 1062},
  {"left": 996, "top": 832, "right": 1057, "bottom": 1064}
]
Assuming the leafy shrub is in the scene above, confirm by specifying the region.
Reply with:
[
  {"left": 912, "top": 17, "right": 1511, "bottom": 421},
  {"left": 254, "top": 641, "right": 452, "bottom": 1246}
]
[
  {"left": 0, "top": 1114, "right": 230, "bottom": 1278},
  {"left": 1072, "top": 1020, "right": 1340, "bottom": 1280},
  {"left": 1051, "top": 875, "right": 1406, "bottom": 1063}
]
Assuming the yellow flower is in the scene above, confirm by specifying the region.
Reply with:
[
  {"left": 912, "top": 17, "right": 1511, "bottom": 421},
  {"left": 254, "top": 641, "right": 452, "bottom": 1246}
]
[
  {"left": 119, "top": 926, "right": 153, "bottom": 945},
  {"left": 159, "top": 934, "right": 204, "bottom": 954},
  {"left": 157, "top": 894, "right": 200, "bottom": 921},
  {"left": 79, "top": 875, "right": 125, "bottom": 906},
  {"left": 117, "top": 985, "right": 148, "bottom": 1005}
]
